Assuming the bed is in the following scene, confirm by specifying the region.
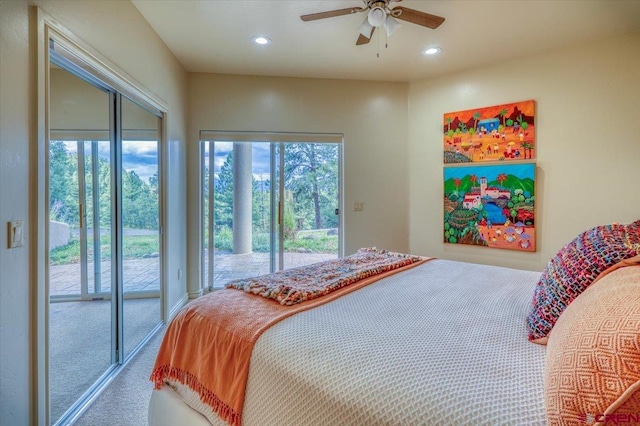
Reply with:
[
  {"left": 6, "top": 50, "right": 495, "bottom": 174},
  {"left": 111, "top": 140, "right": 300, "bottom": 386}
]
[
  {"left": 150, "top": 221, "right": 640, "bottom": 425},
  {"left": 149, "top": 258, "right": 548, "bottom": 425}
]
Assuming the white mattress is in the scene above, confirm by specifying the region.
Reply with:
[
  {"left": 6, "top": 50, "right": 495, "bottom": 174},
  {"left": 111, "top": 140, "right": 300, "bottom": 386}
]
[{"left": 150, "top": 259, "right": 547, "bottom": 425}]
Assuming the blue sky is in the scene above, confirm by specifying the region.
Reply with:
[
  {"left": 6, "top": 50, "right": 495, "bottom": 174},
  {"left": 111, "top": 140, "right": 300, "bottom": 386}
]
[
  {"left": 63, "top": 140, "right": 158, "bottom": 183},
  {"left": 206, "top": 141, "right": 272, "bottom": 181}
]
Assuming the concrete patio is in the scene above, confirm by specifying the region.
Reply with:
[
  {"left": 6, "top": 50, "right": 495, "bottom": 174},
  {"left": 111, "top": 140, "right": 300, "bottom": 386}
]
[
  {"left": 50, "top": 257, "right": 160, "bottom": 296},
  {"left": 206, "top": 251, "right": 337, "bottom": 287},
  {"left": 50, "top": 251, "right": 337, "bottom": 296}
]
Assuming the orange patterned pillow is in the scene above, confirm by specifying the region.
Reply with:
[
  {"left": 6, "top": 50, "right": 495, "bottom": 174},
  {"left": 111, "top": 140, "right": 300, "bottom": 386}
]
[{"left": 545, "top": 265, "right": 640, "bottom": 425}]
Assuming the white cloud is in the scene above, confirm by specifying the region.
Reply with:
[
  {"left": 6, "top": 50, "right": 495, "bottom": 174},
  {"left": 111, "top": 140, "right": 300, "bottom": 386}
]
[{"left": 122, "top": 141, "right": 158, "bottom": 156}]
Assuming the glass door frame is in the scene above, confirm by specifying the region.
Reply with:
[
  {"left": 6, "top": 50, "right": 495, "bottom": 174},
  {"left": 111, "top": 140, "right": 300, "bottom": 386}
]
[
  {"left": 272, "top": 143, "right": 280, "bottom": 272},
  {"left": 76, "top": 140, "right": 90, "bottom": 299},
  {"left": 199, "top": 131, "right": 344, "bottom": 292}
]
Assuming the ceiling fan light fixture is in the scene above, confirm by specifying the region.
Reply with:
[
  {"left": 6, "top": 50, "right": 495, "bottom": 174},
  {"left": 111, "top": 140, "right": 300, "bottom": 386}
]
[
  {"left": 299, "top": 3, "right": 445, "bottom": 48},
  {"left": 367, "top": 6, "right": 386, "bottom": 27},
  {"left": 384, "top": 15, "right": 401, "bottom": 36},
  {"left": 357, "top": 16, "right": 374, "bottom": 37}
]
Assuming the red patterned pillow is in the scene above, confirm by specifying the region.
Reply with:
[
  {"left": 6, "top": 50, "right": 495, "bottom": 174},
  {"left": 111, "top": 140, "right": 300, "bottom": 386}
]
[{"left": 526, "top": 220, "right": 640, "bottom": 344}]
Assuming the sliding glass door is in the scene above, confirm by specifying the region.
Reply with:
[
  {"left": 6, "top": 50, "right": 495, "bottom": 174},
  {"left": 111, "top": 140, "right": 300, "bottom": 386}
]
[
  {"left": 281, "top": 142, "right": 340, "bottom": 270},
  {"left": 201, "top": 137, "right": 341, "bottom": 290},
  {"left": 121, "top": 96, "right": 162, "bottom": 359},
  {"left": 48, "top": 39, "right": 162, "bottom": 425}
]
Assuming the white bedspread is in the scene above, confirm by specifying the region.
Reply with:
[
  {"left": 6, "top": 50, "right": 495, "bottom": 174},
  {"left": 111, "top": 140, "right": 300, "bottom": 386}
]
[{"left": 161, "top": 259, "right": 547, "bottom": 425}]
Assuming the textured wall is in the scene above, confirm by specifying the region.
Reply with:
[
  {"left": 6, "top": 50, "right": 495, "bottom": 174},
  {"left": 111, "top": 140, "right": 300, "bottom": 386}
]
[
  {"left": 408, "top": 33, "right": 640, "bottom": 272},
  {"left": 186, "top": 73, "right": 411, "bottom": 293}
]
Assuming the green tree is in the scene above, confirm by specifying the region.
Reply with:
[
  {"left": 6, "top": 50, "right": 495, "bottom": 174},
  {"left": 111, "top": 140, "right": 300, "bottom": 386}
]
[
  {"left": 49, "top": 141, "right": 75, "bottom": 223},
  {"left": 97, "top": 155, "right": 112, "bottom": 228},
  {"left": 214, "top": 151, "right": 234, "bottom": 231},
  {"left": 252, "top": 176, "right": 270, "bottom": 233},
  {"left": 48, "top": 141, "right": 159, "bottom": 233},
  {"left": 499, "top": 108, "right": 509, "bottom": 127},
  {"left": 520, "top": 141, "right": 534, "bottom": 159},
  {"left": 149, "top": 172, "right": 158, "bottom": 194},
  {"left": 122, "top": 169, "right": 157, "bottom": 229},
  {"left": 284, "top": 144, "right": 338, "bottom": 230},
  {"left": 282, "top": 190, "right": 296, "bottom": 240},
  {"left": 472, "top": 112, "right": 481, "bottom": 131}
]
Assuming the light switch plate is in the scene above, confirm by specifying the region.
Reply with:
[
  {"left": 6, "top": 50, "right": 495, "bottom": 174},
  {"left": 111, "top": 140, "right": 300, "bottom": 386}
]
[{"left": 8, "top": 221, "right": 24, "bottom": 248}]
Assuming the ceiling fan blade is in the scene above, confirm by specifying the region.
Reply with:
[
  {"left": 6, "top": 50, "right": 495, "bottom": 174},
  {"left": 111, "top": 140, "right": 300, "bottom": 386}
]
[
  {"left": 356, "top": 27, "right": 375, "bottom": 45},
  {"left": 301, "top": 7, "right": 363, "bottom": 22},
  {"left": 391, "top": 6, "right": 445, "bottom": 29}
]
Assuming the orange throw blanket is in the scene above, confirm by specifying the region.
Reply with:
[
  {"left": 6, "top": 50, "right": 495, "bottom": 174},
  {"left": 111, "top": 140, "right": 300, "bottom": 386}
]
[{"left": 150, "top": 257, "right": 431, "bottom": 426}]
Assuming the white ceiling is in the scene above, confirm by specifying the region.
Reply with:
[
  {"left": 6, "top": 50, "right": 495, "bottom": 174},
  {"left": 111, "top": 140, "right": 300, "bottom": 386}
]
[{"left": 131, "top": 0, "right": 640, "bottom": 82}]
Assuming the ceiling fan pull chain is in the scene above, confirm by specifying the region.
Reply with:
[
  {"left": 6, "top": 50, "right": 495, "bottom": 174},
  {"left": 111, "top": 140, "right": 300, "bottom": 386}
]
[{"left": 385, "top": 25, "right": 388, "bottom": 49}]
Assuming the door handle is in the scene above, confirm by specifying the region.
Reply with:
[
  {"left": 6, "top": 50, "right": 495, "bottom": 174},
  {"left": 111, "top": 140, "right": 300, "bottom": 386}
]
[
  {"left": 277, "top": 201, "right": 282, "bottom": 226},
  {"left": 79, "top": 203, "right": 85, "bottom": 229}
]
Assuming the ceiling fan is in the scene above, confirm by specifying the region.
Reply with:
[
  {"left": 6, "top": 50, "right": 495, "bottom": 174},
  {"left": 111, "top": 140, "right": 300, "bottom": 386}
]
[{"left": 300, "top": 0, "right": 445, "bottom": 46}]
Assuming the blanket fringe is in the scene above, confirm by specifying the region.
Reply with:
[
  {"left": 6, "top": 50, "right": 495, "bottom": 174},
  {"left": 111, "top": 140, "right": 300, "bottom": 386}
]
[{"left": 151, "top": 365, "right": 241, "bottom": 426}]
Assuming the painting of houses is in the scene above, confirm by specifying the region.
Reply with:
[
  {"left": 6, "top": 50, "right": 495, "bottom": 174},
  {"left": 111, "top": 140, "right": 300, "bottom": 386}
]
[
  {"left": 443, "top": 100, "right": 535, "bottom": 163},
  {"left": 444, "top": 163, "right": 536, "bottom": 251}
]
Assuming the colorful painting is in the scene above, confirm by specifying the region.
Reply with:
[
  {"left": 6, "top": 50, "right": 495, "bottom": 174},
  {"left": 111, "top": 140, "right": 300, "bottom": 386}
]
[
  {"left": 443, "top": 100, "right": 535, "bottom": 163},
  {"left": 444, "top": 163, "right": 536, "bottom": 252}
]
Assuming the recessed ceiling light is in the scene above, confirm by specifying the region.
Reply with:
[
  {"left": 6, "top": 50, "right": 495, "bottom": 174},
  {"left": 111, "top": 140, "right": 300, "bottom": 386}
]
[
  {"left": 252, "top": 36, "right": 271, "bottom": 46},
  {"left": 422, "top": 47, "right": 441, "bottom": 56}
]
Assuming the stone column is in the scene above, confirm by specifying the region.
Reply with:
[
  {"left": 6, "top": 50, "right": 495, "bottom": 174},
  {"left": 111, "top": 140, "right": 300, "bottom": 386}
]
[{"left": 232, "top": 142, "right": 252, "bottom": 254}]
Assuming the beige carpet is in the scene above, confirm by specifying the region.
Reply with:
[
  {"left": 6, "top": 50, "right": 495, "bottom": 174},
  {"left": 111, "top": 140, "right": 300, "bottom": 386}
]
[
  {"left": 49, "top": 297, "right": 162, "bottom": 424},
  {"left": 74, "top": 325, "right": 166, "bottom": 425}
]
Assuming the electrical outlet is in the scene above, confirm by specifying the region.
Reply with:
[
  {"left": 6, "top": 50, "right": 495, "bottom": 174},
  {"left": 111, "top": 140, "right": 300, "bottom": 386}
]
[{"left": 354, "top": 202, "right": 364, "bottom": 212}]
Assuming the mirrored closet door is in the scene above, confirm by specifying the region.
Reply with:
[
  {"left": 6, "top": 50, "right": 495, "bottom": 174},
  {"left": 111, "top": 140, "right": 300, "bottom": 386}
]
[{"left": 48, "top": 38, "right": 163, "bottom": 425}]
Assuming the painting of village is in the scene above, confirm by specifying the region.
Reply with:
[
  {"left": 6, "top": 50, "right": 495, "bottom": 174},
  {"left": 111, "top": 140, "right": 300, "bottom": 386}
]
[
  {"left": 443, "top": 100, "right": 535, "bottom": 163},
  {"left": 444, "top": 163, "right": 535, "bottom": 252}
]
